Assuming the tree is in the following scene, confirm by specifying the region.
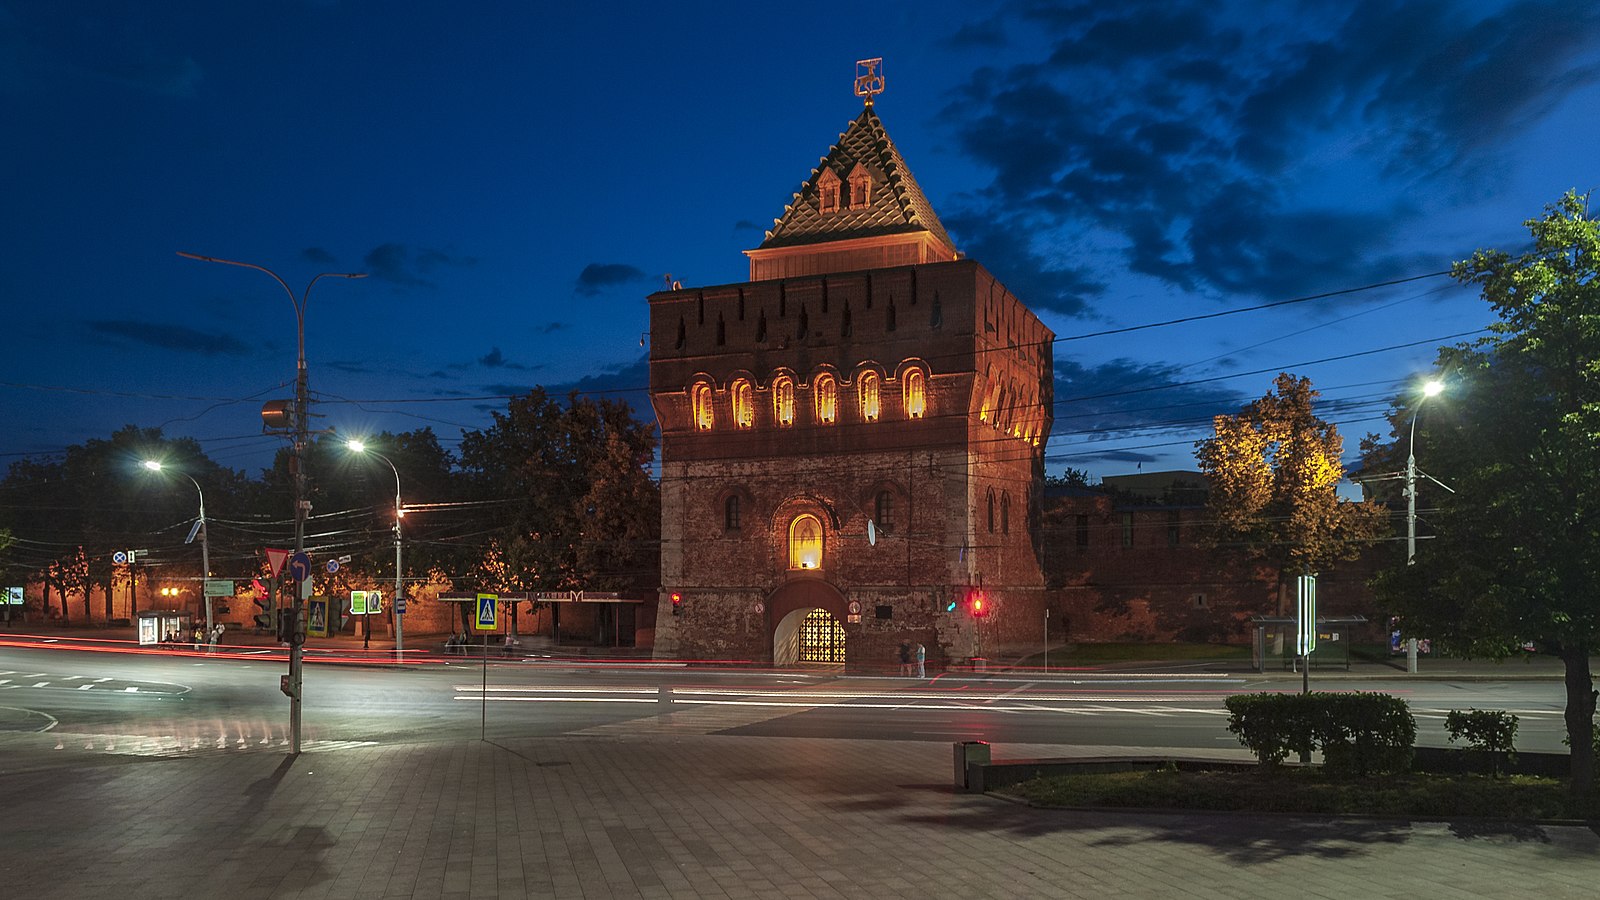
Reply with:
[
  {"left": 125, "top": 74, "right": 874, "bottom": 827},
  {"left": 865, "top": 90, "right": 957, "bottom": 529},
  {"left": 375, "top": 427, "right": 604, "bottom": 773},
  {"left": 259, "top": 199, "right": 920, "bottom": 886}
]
[
  {"left": 1195, "top": 373, "right": 1386, "bottom": 605},
  {"left": 457, "top": 389, "right": 659, "bottom": 612},
  {"left": 1373, "top": 192, "right": 1600, "bottom": 794}
]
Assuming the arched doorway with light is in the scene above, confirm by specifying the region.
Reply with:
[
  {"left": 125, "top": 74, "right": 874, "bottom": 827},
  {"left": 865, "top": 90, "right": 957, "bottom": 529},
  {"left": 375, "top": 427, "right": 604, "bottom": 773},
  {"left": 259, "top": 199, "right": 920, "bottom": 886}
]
[{"left": 768, "top": 579, "right": 847, "bottom": 668}]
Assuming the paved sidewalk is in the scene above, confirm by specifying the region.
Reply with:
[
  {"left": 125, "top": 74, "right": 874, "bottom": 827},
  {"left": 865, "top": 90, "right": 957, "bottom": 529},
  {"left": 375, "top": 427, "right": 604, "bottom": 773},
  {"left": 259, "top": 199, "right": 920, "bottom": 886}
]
[{"left": 1, "top": 730, "right": 1596, "bottom": 899}]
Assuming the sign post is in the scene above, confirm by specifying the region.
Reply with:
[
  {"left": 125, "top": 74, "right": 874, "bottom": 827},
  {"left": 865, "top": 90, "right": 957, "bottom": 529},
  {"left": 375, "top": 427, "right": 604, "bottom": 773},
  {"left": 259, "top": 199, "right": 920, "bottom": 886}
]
[
  {"left": 476, "top": 593, "right": 498, "bottom": 739},
  {"left": 1296, "top": 573, "right": 1317, "bottom": 695}
]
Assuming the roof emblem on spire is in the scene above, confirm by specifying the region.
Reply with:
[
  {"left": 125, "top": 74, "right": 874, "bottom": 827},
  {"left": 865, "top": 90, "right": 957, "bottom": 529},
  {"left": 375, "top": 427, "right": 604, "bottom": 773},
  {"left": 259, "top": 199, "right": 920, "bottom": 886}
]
[{"left": 854, "top": 58, "right": 885, "bottom": 105}]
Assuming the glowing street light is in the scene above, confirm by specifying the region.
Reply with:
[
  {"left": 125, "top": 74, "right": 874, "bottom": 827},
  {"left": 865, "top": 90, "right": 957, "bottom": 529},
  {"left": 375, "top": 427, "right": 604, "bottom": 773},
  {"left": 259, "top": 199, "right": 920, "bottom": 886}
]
[
  {"left": 346, "top": 439, "right": 405, "bottom": 657},
  {"left": 178, "top": 251, "right": 365, "bottom": 755},
  {"left": 1404, "top": 377, "right": 1449, "bottom": 674},
  {"left": 142, "top": 460, "right": 210, "bottom": 636}
]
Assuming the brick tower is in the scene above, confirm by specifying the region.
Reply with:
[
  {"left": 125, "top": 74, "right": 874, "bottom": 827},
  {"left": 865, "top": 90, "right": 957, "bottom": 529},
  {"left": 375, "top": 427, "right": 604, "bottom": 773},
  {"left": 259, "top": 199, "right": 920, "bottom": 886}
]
[{"left": 649, "top": 71, "right": 1052, "bottom": 672}]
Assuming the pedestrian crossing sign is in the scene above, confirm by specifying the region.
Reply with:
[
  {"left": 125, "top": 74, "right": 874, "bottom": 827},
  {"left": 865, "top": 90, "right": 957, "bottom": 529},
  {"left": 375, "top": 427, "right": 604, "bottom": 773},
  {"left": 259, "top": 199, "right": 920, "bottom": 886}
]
[{"left": 476, "top": 593, "right": 498, "bottom": 631}]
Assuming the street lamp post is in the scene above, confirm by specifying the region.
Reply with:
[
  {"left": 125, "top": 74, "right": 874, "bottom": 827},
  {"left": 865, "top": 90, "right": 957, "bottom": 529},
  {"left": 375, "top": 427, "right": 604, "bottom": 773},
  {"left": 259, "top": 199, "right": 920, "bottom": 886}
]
[
  {"left": 345, "top": 440, "right": 405, "bottom": 659},
  {"left": 179, "top": 252, "right": 365, "bottom": 754},
  {"left": 1404, "top": 378, "right": 1445, "bottom": 674},
  {"left": 141, "top": 461, "right": 209, "bottom": 636}
]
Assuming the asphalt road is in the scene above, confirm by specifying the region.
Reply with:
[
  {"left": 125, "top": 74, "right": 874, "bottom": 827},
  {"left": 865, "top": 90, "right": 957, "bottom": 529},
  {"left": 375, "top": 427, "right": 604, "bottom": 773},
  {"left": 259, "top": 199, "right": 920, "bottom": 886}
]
[{"left": 0, "top": 642, "right": 1579, "bottom": 768}]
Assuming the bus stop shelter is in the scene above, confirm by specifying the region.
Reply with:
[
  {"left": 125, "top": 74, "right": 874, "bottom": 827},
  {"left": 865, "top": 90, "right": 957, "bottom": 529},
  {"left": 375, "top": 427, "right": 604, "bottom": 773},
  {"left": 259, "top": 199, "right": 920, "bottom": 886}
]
[{"left": 1250, "top": 615, "right": 1367, "bottom": 672}]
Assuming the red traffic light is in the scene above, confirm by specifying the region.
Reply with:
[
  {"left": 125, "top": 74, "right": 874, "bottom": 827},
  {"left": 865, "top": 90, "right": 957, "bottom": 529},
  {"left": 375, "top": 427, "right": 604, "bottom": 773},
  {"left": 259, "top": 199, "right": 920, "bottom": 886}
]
[
  {"left": 969, "top": 591, "right": 989, "bottom": 618},
  {"left": 670, "top": 592, "right": 683, "bottom": 616}
]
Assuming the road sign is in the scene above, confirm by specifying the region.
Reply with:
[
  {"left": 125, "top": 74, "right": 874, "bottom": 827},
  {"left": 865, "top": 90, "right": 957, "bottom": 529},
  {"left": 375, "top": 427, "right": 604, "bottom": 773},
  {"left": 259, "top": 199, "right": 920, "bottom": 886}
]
[
  {"left": 396, "top": 597, "right": 407, "bottom": 615},
  {"left": 264, "top": 548, "right": 290, "bottom": 577},
  {"left": 326, "top": 559, "right": 340, "bottom": 574},
  {"left": 476, "top": 593, "right": 498, "bottom": 630},
  {"left": 288, "top": 552, "right": 312, "bottom": 583},
  {"left": 112, "top": 550, "right": 129, "bottom": 565},
  {"left": 1296, "top": 574, "right": 1318, "bottom": 657},
  {"left": 203, "top": 579, "right": 234, "bottom": 598}
]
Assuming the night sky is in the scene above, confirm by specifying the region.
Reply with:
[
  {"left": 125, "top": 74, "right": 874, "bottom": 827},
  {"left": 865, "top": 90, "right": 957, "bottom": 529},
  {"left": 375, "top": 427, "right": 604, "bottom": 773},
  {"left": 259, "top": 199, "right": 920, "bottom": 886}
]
[{"left": 5, "top": 1, "right": 1598, "bottom": 484}]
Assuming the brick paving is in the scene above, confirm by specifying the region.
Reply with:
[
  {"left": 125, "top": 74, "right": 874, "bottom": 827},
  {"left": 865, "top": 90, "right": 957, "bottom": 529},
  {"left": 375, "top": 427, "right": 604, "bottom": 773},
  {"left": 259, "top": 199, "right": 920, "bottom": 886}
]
[{"left": 1, "top": 731, "right": 1597, "bottom": 899}]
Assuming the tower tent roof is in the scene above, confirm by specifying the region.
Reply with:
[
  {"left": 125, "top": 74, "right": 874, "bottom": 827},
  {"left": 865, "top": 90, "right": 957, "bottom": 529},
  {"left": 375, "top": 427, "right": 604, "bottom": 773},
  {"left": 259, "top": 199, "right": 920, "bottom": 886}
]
[{"left": 758, "top": 105, "right": 955, "bottom": 253}]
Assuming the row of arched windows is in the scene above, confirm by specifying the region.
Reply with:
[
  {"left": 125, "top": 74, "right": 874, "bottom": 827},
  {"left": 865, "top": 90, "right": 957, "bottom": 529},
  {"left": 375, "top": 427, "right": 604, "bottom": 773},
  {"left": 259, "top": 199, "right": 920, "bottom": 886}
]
[
  {"left": 978, "top": 365, "right": 1045, "bottom": 446},
  {"left": 692, "top": 366, "right": 927, "bottom": 431}
]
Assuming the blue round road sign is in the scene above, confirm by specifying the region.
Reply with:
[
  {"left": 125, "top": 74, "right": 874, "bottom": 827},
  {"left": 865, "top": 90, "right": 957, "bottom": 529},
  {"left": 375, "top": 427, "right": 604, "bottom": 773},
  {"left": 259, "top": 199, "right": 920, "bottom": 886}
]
[{"left": 288, "top": 551, "right": 313, "bottom": 582}]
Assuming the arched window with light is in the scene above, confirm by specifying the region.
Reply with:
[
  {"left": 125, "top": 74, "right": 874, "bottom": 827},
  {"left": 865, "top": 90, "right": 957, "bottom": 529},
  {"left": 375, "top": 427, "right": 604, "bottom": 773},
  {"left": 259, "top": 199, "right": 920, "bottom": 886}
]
[
  {"left": 788, "top": 514, "right": 823, "bottom": 570},
  {"left": 814, "top": 373, "right": 837, "bottom": 424},
  {"left": 858, "top": 371, "right": 881, "bottom": 421},
  {"left": 731, "top": 378, "right": 754, "bottom": 429},
  {"left": 903, "top": 368, "right": 926, "bottom": 419},
  {"left": 773, "top": 374, "right": 795, "bottom": 427},
  {"left": 692, "top": 382, "right": 714, "bottom": 431}
]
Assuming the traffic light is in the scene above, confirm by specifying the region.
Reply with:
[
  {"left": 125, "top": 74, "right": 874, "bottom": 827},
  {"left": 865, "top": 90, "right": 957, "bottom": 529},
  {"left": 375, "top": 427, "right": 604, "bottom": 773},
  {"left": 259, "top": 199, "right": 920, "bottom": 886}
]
[
  {"left": 968, "top": 590, "right": 989, "bottom": 618},
  {"left": 670, "top": 592, "right": 683, "bottom": 616}
]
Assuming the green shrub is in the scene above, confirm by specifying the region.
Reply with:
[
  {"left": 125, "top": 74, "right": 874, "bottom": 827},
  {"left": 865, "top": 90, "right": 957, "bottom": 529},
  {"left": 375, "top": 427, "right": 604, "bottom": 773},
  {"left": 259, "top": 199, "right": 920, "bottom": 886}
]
[
  {"left": 1226, "top": 691, "right": 1415, "bottom": 776},
  {"left": 1317, "top": 693, "right": 1415, "bottom": 777},
  {"left": 1225, "top": 693, "right": 1320, "bottom": 767},
  {"left": 1445, "top": 709, "right": 1519, "bottom": 776}
]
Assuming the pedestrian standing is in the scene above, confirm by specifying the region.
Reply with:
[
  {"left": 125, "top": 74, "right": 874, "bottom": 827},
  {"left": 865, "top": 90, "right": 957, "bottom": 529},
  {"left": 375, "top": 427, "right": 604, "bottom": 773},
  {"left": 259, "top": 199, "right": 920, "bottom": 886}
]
[
  {"left": 898, "top": 641, "right": 911, "bottom": 676},
  {"left": 915, "top": 642, "right": 926, "bottom": 678}
]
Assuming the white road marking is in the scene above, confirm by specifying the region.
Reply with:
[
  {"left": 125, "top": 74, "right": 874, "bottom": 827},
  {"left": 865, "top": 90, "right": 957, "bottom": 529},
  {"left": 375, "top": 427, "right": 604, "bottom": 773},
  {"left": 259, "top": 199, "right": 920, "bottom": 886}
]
[{"left": 77, "top": 685, "right": 94, "bottom": 691}]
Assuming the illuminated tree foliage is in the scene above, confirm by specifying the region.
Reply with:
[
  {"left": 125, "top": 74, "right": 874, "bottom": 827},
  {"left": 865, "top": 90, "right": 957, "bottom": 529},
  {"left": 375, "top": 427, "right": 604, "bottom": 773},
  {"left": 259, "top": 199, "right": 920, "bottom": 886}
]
[
  {"left": 457, "top": 389, "right": 659, "bottom": 596},
  {"left": 1374, "top": 192, "right": 1600, "bottom": 794},
  {"left": 1195, "top": 373, "right": 1385, "bottom": 588}
]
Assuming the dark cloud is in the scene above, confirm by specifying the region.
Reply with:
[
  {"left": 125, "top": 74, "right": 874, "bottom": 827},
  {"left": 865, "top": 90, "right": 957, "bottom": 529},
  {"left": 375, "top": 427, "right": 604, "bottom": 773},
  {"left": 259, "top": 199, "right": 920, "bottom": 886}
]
[
  {"left": 733, "top": 220, "right": 760, "bottom": 232},
  {"left": 575, "top": 263, "right": 650, "bottom": 297},
  {"left": 547, "top": 355, "right": 653, "bottom": 422},
  {"left": 481, "top": 383, "right": 538, "bottom": 397},
  {"left": 1050, "top": 357, "right": 1248, "bottom": 437},
  {"left": 302, "top": 247, "right": 336, "bottom": 264},
  {"left": 940, "top": 0, "right": 1600, "bottom": 300},
  {"left": 478, "top": 347, "right": 542, "bottom": 371},
  {"left": 362, "top": 243, "right": 476, "bottom": 288},
  {"left": 540, "top": 322, "right": 567, "bottom": 334},
  {"left": 324, "top": 360, "right": 373, "bottom": 374},
  {"left": 943, "top": 210, "right": 1106, "bottom": 317},
  {"left": 944, "top": 18, "right": 1007, "bottom": 49},
  {"left": 86, "top": 320, "right": 251, "bottom": 356}
]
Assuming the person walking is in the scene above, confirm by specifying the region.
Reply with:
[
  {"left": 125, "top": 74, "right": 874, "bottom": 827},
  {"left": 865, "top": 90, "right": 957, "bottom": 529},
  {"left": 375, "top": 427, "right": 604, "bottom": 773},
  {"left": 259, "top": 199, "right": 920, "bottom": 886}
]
[
  {"left": 898, "top": 641, "right": 911, "bottom": 676},
  {"left": 915, "top": 641, "right": 926, "bottom": 678}
]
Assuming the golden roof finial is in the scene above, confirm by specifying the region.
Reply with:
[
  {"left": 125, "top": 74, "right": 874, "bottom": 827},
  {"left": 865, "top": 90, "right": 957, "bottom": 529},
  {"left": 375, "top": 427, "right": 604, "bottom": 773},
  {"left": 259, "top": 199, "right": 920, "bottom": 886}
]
[{"left": 854, "top": 58, "right": 885, "bottom": 105}]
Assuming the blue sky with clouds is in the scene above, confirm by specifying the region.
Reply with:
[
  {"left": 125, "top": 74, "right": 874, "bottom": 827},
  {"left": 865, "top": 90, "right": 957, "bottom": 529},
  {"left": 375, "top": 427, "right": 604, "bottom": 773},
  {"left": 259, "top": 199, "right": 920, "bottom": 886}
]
[{"left": 4, "top": 0, "right": 1598, "bottom": 482}]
